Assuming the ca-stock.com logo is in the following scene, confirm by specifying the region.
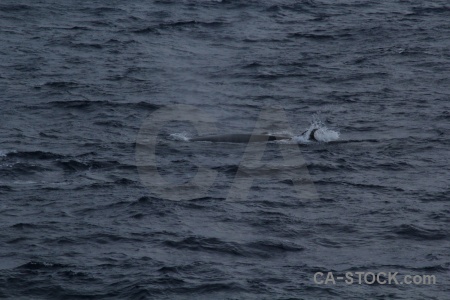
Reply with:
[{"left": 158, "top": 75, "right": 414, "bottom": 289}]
[{"left": 135, "top": 104, "right": 318, "bottom": 202}]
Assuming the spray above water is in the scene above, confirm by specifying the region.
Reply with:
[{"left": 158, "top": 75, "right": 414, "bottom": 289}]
[
  {"left": 168, "top": 132, "right": 191, "bottom": 142},
  {"left": 289, "top": 114, "right": 340, "bottom": 144}
]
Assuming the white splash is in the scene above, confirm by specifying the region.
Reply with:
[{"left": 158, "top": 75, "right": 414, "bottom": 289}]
[
  {"left": 286, "top": 114, "right": 340, "bottom": 144},
  {"left": 168, "top": 132, "right": 191, "bottom": 142},
  {"left": 0, "top": 150, "right": 15, "bottom": 157}
]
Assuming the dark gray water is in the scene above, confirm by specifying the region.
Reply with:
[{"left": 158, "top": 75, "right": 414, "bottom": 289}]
[{"left": 1, "top": 0, "right": 449, "bottom": 299}]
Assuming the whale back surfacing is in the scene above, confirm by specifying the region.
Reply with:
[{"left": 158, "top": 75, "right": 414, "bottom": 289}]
[
  {"left": 191, "top": 129, "right": 318, "bottom": 143},
  {"left": 191, "top": 134, "right": 290, "bottom": 143}
]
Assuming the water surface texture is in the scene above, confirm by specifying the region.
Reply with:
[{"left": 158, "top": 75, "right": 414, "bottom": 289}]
[{"left": 0, "top": 0, "right": 449, "bottom": 299}]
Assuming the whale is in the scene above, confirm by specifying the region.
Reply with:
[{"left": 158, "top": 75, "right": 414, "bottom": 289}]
[
  {"left": 191, "top": 129, "right": 318, "bottom": 143},
  {"left": 191, "top": 134, "right": 290, "bottom": 143}
]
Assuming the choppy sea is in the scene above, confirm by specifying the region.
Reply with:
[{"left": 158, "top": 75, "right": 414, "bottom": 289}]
[{"left": 0, "top": 0, "right": 449, "bottom": 299}]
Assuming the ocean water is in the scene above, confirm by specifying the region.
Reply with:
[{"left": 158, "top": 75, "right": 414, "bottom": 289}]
[{"left": 0, "top": 0, "right": 449, "bottom": 299}]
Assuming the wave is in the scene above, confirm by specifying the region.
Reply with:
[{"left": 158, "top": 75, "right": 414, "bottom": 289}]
[
  {"left": 0, "top": 4, "right": 32, "bottom": 12},
  {"left": 16, "top": 261, "right": 69, "bottom": 270},
  {"left": 56, "top": 160, "right": 134, "bottom": 172},
  {"left": 393, "top": 224, "right": 448, "bottom": 241},
  {"left": 266, "top": 1, "right": 317, "bottom": 12},
  {"left": 133, "top": 20, "right": 226, "bottom": 34},
  {"left": 159, "top": 20, "right": 226, "bottom": 29},
  {"left": 164, "top": 236, "right": 304, "bottom": 258},
  {"left": 43, "top": 81, "right": 81, "bottom": 89},
  {"left": 0, "top": 185, "right": 13, "bottom": 192},
  {"left": 6, "top": 150, "right": 65, "bottom": 160},
  {"left": 288, "top": 33, "right": 337, "bottom": 40},
  {"left": 28, "top": 100, "right": 160, "bottom": 111},
  {"left": 409, "top": 6, "right": 450, "bottom": 16},
  {"left": 0, "top": 163, "right": 51, "bottom": 176}
]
